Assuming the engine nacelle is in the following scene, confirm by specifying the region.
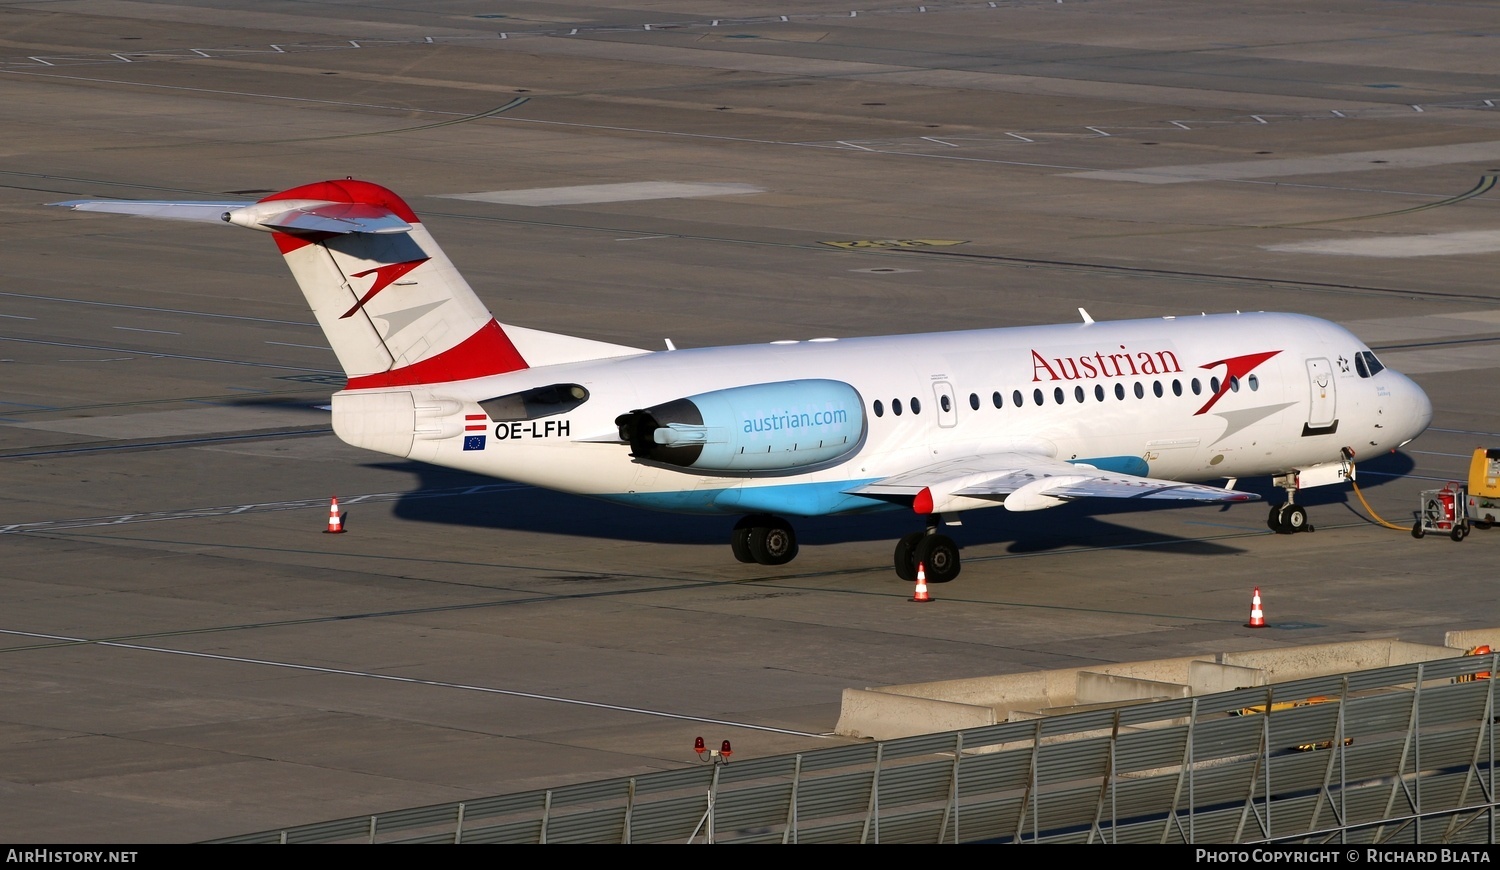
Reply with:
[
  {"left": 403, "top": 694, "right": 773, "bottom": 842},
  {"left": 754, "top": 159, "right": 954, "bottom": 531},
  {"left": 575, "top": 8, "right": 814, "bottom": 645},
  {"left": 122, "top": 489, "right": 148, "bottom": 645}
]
[{"left": 616, "top": 380, "right": 865, "bottom": 472}]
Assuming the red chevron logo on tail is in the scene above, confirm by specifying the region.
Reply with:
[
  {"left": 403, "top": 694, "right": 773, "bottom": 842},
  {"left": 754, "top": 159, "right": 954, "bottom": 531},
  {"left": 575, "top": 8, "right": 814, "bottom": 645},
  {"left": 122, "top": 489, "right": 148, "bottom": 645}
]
[{"left": 340, "top": 257, "right": 430, "bottom": 319}]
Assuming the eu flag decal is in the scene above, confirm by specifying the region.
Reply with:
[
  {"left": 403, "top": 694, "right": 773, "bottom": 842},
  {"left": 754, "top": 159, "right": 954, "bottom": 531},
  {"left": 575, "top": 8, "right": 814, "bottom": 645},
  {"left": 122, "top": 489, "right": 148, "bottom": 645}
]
[{"left": 463, "top": 435, "right": 487, "bottom": 451}]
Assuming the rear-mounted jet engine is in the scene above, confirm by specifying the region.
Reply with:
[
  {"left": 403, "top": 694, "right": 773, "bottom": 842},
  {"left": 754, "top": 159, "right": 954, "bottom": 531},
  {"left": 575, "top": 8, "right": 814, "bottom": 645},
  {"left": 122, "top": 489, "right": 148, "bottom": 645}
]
[{"left": 615, "top": 379, "right": 864, "bottom": 473}]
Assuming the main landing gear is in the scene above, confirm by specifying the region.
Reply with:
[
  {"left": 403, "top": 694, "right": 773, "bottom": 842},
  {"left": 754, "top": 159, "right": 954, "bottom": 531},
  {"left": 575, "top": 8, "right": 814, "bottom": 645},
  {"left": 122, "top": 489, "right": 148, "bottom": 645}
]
[
  {"left": 730, "top": 514, "right": 799, "bottom": 566},
  {"left": 728, "top": 514, "right": 963, "bottom": 583},
  {"left": 894, "top": 526, "right": 961, "bottom": 584}
]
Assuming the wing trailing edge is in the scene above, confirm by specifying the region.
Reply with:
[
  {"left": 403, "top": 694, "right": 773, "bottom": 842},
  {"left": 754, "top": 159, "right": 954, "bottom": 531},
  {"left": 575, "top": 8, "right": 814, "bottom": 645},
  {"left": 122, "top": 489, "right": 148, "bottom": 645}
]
[{"left": 850, "top": 452, "right": 1260, "bottom": 514}]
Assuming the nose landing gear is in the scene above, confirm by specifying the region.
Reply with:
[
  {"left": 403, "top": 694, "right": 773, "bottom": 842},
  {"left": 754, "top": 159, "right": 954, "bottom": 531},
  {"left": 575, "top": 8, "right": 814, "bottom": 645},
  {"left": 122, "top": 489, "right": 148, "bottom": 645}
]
[{"left": 1268, "top": 502, "right": 1313, "bottom": 534}]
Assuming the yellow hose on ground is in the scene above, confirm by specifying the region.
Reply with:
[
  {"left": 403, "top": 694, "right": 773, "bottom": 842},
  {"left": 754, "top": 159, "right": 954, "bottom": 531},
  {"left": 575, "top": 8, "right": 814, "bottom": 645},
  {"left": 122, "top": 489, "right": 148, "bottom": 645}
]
[{"left": 1349, "top": 478, "right": 1412, "bottom": 532}]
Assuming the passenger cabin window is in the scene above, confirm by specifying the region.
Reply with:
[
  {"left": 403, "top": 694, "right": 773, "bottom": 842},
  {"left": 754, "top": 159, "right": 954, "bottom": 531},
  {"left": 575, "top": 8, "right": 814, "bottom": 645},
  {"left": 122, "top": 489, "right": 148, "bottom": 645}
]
[
  {"left": 940, "top": 394, "right": 951, "bottom": 413},
  {"left": 1133, "top": 382, "right": 1145, "bottom": 399},
  {"left": 969, "top": 393, "right": 979, "bottom": 410},
  {"left": 993, "top": 391, "right": 1003, "bottom": 409},
  {"left": 911, "top": 397, "right": 921, "bottom": 414},
  {"left": 893, "top": 398, "right": 903, "bottom": 416},
  {"left": 1115, "top": 383, "right": 1125, "bottom": 400},
  {"left": 1033, "top": 389, "right": 1044, "bottom": 406},
  {"left": 873, "top": 399, "right": 884, "bottom": 417},
  {"left": 1094, "top": 385, "right": 1104, "bottom": 402}
]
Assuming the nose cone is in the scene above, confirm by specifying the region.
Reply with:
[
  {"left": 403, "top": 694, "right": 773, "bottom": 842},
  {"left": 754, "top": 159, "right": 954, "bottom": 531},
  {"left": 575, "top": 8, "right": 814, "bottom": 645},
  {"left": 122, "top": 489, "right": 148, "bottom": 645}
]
[{"left": 1400, "top": 373, "right": 1432, "bottom": 444}]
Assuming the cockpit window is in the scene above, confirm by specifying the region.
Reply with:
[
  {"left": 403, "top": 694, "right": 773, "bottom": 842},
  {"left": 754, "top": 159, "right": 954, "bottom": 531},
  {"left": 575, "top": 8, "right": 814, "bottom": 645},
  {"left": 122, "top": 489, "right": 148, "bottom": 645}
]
[{"left": 1355, "top": 351, "right": 1385, "bottom": 379}]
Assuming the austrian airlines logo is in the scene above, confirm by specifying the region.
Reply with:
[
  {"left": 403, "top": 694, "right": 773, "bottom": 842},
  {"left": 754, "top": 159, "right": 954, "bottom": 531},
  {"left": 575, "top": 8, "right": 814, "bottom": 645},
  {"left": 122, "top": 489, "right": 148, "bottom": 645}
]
[
  {"left": 1193, "top": 350, "right": 1281, "bottom": 415},
  {"left": 339, "top": 257, "right": 430, "bottom": 319}
]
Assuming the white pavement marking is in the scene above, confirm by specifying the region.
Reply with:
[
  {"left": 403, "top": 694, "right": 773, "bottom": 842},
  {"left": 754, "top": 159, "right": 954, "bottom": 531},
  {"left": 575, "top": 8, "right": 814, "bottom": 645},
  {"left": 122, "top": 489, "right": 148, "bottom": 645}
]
[
  {"left": 0, "top": 484, "right": 526, "bottom": 534},
  {"left": 0, "top": 628, "right": 826, "bottom": 737},
  {"left": 1343, "top": 309, "right": 1500, "bottom": 344},
  {"left": 1373, "top": 347, "right": 1500, "bottom": 376},
  {"left": 1340, "top": 310, "right": 1500, "bottom": 374},
  {"left": 1264, "top": 230, "right": 1500, "bottom": 258},
  {"left": 436, "top": 182, "right": 763, "bottom": 207},
  {"left": 9, "top": 405, "right": 328, "bottom": 439},
  {"left": 113, "top": 326, "right": 181, "bottom": 335},
  {"left": 1068, "top": 140, "right": 1500, "bottom": 184}
]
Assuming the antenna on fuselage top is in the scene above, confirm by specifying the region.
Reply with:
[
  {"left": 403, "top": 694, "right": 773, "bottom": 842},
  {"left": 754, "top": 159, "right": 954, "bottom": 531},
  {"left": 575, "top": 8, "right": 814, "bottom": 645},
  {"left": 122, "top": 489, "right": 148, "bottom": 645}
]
[
  {"left": 1078, "top": 308, "right": 1094, "bottom": 324},
  {"left": 664, "top": 339, "right": 676, "bottom": 351}
]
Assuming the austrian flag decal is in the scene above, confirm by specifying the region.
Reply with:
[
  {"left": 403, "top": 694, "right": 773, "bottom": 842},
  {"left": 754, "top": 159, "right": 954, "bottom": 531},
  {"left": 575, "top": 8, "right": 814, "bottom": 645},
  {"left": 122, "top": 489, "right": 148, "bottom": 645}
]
[{"left": 462, "top": 413, "right": 488, "bottom": 450}]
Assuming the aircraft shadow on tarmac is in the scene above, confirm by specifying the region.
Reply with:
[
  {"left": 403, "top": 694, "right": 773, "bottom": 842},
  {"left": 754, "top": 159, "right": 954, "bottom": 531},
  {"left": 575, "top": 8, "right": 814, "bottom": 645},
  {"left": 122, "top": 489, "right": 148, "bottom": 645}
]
[{"left": 372, "top": 452, "right": 1416, "bottom": 558}]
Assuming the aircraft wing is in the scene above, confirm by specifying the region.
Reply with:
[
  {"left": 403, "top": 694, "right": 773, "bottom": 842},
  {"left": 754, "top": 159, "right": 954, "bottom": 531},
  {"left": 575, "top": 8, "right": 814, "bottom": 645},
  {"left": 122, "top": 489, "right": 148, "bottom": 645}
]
[{"left": 848, "top": 452, "right": 1259, "bottom": 513}]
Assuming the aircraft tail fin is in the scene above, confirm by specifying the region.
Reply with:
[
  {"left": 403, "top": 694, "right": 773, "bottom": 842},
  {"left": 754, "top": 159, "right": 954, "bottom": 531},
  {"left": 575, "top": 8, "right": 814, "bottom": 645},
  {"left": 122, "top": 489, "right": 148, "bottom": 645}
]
[
  {"left": 53, "top": 179, "right": 646, "bottom": 389},
  {"left": 257, "top": 179, "right": 526, "bottom": 389}
]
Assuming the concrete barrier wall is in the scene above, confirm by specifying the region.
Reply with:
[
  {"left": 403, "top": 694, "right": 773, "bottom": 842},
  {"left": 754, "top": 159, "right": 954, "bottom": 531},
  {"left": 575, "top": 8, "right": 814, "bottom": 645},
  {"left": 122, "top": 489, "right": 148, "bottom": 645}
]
[
  {"left": 1219, "top": 639, "right": 1456, "bottom": 680},
  {"left": 876, "top": 669, "right": 1075, "bottom": 710},
  {"left": 874, "top": 655, "right": 1209, "bottom": 712},
  {"left": 1390, "top": 640, "right": 1465, "bottom": 665},
  {"left": 1189, "top": 660, "right": 1266, "bottom": 694},
  {"left": 1076, "top": 672, "right": 1191, "bottom": 706},
  {"left": 1446, "top": 628, "right": 1500, "bottom": 652},
  {"left": 836, "top": 632, "right": 1489, "bottom": 741},
  {"left": 834, "top": 688, "right": 996, "bottom": 741}
]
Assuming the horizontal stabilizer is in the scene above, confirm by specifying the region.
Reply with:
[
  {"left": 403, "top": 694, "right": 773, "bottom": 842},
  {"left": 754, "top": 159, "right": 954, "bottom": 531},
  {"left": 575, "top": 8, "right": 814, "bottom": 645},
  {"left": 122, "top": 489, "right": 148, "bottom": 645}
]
[
  {"left": 254, "top": 203, "right": 412, "bottom": 235},
  {"left": 51, "top": 198, "right": 412, "bottom": 235},
  {"left": 51, "top": 199, "right": 251, "bottom": 222}
]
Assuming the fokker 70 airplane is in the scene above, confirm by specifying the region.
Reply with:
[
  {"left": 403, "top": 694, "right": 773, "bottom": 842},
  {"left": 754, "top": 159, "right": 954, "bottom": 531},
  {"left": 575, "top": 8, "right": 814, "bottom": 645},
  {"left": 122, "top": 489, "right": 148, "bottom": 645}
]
[{"left": 54, "top": 179, "right": 1433, "bottom": 581}]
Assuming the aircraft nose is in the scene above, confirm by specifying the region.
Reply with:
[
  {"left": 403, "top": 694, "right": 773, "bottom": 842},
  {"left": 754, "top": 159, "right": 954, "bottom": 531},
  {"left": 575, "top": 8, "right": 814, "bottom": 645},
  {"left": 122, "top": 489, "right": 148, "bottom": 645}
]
[{"left": 1401, "top": 374, "right": 1432, "bottom": 443}]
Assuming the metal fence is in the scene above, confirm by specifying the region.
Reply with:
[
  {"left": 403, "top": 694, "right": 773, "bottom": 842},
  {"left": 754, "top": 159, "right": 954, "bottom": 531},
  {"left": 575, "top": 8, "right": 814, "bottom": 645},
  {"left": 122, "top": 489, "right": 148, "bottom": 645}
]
[{"left": 215, "top": 654, "right": 1499, "bottom": 843}]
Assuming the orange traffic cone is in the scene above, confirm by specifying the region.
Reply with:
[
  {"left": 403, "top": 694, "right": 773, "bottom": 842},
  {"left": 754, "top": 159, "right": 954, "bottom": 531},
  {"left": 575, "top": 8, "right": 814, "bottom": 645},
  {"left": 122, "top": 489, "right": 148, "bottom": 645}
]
[
  {"left": 323, "top": 496, "right": 345, "bottom": 534},
  {"left": 1245, "top": 586, "right": 1266, "bottom": 628},
  {"left": 910, "top": 561, "right": 932, "bottom": 603}
]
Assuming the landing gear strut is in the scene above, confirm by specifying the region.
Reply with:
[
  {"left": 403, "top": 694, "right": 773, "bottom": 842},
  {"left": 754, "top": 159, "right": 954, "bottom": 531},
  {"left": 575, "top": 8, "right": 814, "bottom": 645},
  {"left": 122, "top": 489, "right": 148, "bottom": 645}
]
[
  {"left": 894, "top": 526, "right": 961, "bottom": 583},
  {"left": 1267, "top": 474, "right": 1314, "bottom": 534},
  {"left": 730, "top": 514, "right": 799, "bottom": 565}
]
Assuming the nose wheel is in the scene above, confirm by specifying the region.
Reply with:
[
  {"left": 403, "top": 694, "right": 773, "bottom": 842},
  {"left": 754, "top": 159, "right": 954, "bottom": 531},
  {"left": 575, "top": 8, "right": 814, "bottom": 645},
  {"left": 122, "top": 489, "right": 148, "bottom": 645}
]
[
  {"left": 1268, "top": 502, "right": 1313, "bottom": 534},
  {"left": 1267, "top": 502, "right": 1313, "bottom": 534}
]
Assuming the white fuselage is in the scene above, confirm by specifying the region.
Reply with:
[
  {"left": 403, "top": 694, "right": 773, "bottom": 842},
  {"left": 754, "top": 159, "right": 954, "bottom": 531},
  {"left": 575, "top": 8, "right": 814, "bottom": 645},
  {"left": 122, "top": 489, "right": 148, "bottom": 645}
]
[{"left": 338, "top": 311, "right": 1431, "bottom": 517}]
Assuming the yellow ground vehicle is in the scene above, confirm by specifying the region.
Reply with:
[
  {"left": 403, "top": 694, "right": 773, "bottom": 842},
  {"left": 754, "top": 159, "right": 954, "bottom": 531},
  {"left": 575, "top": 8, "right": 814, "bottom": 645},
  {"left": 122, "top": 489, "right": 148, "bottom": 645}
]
[
  {"left": 1231, "top": 695, "right": 1353, "bottom": 751},
  {"left": 1469, "top": 448, "right": 1500, "bottom": 529}
]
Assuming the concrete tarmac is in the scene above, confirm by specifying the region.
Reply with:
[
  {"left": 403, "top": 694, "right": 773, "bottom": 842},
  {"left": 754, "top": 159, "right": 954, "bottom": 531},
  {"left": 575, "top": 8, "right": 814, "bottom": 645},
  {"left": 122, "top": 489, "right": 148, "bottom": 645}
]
[{"left": 1, "top": 0, "right": 1498, "bottom": 842}]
